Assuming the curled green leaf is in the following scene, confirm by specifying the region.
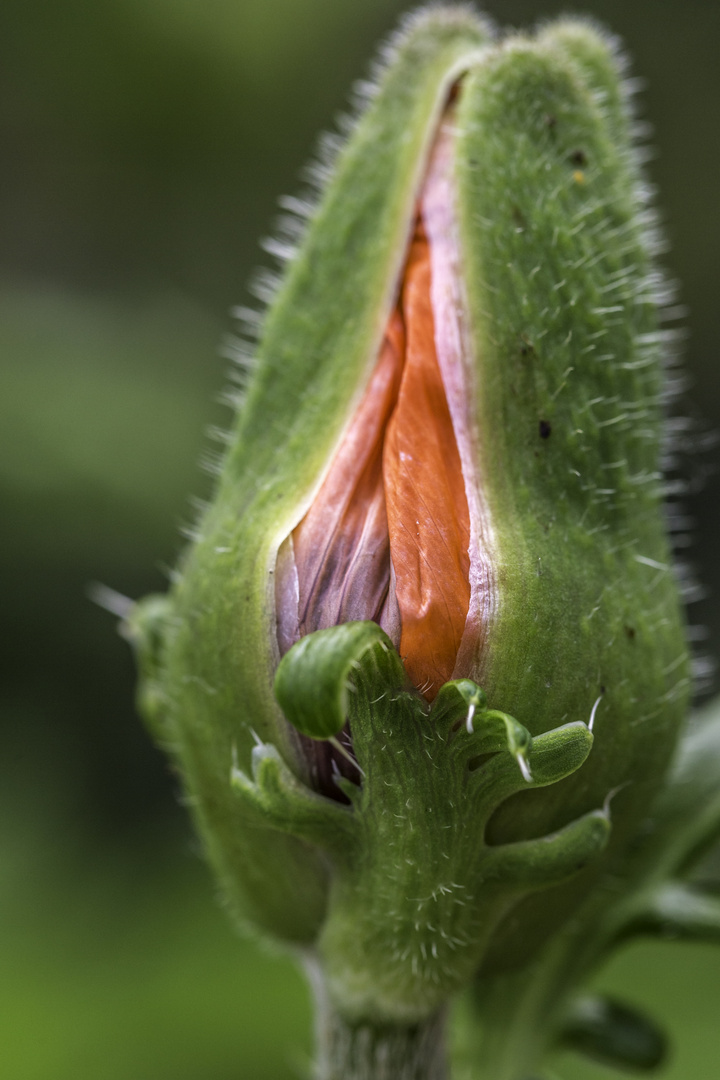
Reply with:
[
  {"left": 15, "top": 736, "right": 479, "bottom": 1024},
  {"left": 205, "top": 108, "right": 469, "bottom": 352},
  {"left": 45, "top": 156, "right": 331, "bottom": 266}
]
[{"left": 274, "top": 620, "right": 402, "bottom": 740}]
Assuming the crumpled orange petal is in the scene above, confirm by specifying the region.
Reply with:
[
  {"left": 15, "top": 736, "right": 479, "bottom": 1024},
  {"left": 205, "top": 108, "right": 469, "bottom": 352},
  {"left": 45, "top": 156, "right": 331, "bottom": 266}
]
[
  {"left": 383, "top": 218, "right": 470, "bottom": 697},
  {"left": 283, "top": 205, "right": 471, "bottom": 701}
]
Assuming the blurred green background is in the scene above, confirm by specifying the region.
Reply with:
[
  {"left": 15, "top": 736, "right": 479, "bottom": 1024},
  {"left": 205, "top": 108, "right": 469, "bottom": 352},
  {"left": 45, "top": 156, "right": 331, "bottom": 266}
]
[{"left": 1, "top": 1, "right": 719, "bottom": 1077}]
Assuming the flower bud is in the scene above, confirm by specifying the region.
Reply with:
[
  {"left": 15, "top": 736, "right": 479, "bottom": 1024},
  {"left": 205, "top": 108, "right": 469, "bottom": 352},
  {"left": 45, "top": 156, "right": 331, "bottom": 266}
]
[{"left": 129, "top": 6, "right": 689, "bottom": 1025}]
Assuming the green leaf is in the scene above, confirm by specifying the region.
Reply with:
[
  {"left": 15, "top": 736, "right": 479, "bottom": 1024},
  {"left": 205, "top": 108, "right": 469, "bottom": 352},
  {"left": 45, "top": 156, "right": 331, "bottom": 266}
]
[{"left": 274, "top": 621, "right": 402, "bottom": 739}]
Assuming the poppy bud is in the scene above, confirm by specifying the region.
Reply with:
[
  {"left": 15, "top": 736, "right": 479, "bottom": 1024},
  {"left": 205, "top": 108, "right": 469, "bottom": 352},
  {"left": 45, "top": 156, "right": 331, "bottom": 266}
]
[{"left": 129, "top": 5, "right": 689, "bottom": 1031}]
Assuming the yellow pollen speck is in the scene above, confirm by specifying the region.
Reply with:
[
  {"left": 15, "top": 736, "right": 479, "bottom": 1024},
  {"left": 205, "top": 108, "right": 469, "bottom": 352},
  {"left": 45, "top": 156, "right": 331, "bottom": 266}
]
[{"left": 573, "top": 169, "right": 586, "bottom": 184}]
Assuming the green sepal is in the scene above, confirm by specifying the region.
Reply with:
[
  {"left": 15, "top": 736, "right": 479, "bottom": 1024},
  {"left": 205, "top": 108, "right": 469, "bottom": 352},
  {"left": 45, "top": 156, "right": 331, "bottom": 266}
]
[
  {"left": 452, "top": 19, "right": 690, "bottom": 973},
  {"left": 560, "top": 994, "right": 666, "bottom": 1072}
]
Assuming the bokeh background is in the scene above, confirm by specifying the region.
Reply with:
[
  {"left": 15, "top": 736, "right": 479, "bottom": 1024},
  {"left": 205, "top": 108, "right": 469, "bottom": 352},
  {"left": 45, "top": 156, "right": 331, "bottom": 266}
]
[{"left": 2, "top": 1, "right": 719, "bottom": 1077}]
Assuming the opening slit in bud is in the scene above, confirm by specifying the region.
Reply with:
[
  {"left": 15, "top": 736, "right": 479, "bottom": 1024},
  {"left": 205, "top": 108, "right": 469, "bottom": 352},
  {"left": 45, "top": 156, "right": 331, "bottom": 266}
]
[{"left": 275, "top": 109, "right": 491, "bottom": 793}]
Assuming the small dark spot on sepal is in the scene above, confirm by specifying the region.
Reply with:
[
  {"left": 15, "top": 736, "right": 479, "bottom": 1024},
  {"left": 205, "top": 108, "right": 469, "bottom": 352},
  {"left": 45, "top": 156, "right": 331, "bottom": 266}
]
[
  {"left": 544, "top": 113, "right": 557, "bottom": 130},
  {"left": 624, "top": 625, "right": 636, "bottom": 640},
  {"left": 519, "top": 333, "right": 535, "bottom": 358},
  {"left": 512, "top": 204, "right": 527, "bottom": 230},
  {"left": 539, "top": 419, "right": 552, "bottom": 439},
  {"left": 569, "top": 148, "right": 588, "bottom": 166}
]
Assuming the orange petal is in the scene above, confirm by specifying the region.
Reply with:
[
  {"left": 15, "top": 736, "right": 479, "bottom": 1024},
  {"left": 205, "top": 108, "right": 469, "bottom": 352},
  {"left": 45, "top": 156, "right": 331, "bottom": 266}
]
[{"left": 383, "top": 218, "right": 471, "bottom": 698}]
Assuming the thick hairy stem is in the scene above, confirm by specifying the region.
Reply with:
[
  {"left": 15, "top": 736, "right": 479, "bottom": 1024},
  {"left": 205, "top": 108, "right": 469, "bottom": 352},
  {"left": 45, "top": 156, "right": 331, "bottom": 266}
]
[{"left": 307, "top": 961, "right": 448, "bottom": 1080}]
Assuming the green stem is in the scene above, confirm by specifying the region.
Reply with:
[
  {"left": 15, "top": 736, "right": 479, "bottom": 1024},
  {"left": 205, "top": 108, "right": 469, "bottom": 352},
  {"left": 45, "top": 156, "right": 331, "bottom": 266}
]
[{"left": 306, "top": 960, "right": 449, "bottom": 1080}]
